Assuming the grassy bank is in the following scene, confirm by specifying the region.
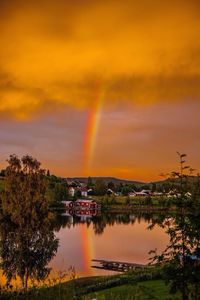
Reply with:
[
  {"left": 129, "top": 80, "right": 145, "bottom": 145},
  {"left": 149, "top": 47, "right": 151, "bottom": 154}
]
[
  {"left": 92, "top": 195, "right": 178, "bottom": 212},
  {"left": 0, "top": 278, "right": 179, "bottom": 300},
  {"left": 83, "top": 280, "right": 180, "bottom": 300},
  {"left": 0, "top": 270, "right": 180, "bottom": 300}
]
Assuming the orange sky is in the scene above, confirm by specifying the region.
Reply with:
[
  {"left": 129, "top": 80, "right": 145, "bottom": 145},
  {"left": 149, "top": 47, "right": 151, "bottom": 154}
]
[{"left": 0, "top": 0, "right": 200, "bottom": 181}]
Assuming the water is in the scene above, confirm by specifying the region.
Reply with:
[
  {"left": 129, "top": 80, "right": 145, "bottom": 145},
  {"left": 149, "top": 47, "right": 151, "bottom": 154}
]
[{"left": 50, "top": 211, "right": 169, "bottom": 277}]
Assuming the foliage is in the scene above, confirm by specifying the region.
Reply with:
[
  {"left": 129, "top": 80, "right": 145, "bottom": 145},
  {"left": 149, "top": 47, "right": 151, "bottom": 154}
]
[
  {"left": 46, "top": 175, "right": 68, "bottom": 206},
  {"left": 0, "top": 155, "right": 59, "bottom": 291},
  {"left": 121, "top": 185, "right": 132, "bottom": 196},
  {"left": 87, "top": 176, "right": 93, "bottom": 189},
  {"left": 0, "top": 169, "right": 5, "bottom": 177},
  {"left": 94, "top": 179, "right": 107, "bottom": 196},
  {"left": 149, "top": 153, "right": 200, "bottom": 300},
  {"left": 107, "top": 181, "right": 115, "bottom": 191}
]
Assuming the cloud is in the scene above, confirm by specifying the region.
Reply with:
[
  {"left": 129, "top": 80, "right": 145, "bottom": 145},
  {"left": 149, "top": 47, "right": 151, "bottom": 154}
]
[{"left": 0, "top": 0, "right": 200, "bottom": 119}]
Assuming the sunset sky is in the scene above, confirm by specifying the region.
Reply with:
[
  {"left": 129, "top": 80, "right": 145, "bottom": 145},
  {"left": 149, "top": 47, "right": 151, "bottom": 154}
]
[{"left": 0, "top": 0, "right": 200, "bottom": 181}]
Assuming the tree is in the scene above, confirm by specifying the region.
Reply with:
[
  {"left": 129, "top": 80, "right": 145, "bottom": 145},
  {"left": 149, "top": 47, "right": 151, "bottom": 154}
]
[
  {"left": 2, "top": 155, "right": 48, "bottom": 224},
  {"left": 121, "top": 185, "right": 132, "bottom": 196},
  {"left": 149, "top": 153, "right": 200, "bottom": 300},
  {"left": 87, "top": 176, "right": 93, "bottom": 189},
  {"left": 0, "top": 215, "right": 58, "bottom": 291},
  {"left": 151, "top": 183, "right": 157, "bottom": 192},
  {"left": 0, "top": 169, "right": 5, "bottom": 177},
  {"left": 94, "top": 179, "right": 107, "bottom": 196},
  {"left": 150, "top": 213, "right": 200, "bottom": 300},
  {"left": 0, "top": 155, "right": 58, "bottom": 291},
  {"left": 107, "top": 181, "right": 115, "bottom": 191}
]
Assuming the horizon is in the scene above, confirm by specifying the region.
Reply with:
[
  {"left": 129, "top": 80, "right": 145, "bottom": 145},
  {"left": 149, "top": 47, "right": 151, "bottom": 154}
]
[{"left": 0, "top": 0, "right": 200, "bottom": 181}]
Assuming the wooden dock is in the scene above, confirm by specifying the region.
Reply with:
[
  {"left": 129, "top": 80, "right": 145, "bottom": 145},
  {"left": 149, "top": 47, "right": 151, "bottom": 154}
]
[{"left": 91, "top": 259, "right": 146, "bottom": 272}]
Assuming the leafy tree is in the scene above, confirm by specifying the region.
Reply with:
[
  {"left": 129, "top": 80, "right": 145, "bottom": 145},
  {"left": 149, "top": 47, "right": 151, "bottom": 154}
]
[
  {"left": 94, "top": 179, "right": 107, "bottom": 196},
  {"left": 107, "top": 181, "right": 115, "bottom": 191},
  {"left": 151, "top": 183, "right": 157, "bottom": 192},
  {"left": 1, "top": 155, "right": 48, "bottom": 224},
  {"left": 0, "top": 155, "right": 58, "bottom": 291},
  {"left": 149, "top": 153, "right": 200, "bottom": 300},
  {"left": 121, "top": 185, "right": 132, "bottom": 196},
  {"left": 0, "top": 215, "right": 58, "bottom": 291},
  {"left": 130, "top": 184, "right": 138, "bottom": 192},
  {"left": 47, "top": 175, "right": 68, "bottom": 205},
  {"left": 141, "top": 184, "right": 150, "bottom": 190},
  {"left": 150, "top": 213, "right": 200, "bottom": 300}
]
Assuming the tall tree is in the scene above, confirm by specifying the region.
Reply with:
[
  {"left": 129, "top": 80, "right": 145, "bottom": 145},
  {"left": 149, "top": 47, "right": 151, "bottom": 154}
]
[{"left": 0, "top": 155, "right": 58, "bottom": 291}]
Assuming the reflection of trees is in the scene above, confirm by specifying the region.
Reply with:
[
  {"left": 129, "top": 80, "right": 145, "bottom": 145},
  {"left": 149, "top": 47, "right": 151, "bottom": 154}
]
[
  {"left": 150, "top": 210, "right": 200, "bottom": 300},
  {"left": 55, "top": 210, "right": 162, "bottom": 235}
]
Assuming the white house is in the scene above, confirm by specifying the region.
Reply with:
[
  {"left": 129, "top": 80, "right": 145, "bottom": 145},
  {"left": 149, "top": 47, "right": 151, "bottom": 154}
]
[
  {"left": 129, "top": 191, "right": 148, "bottom": 197},
  {"left": 69, "top": 187, "right": 75, "bottom": 197},
  {"left": 80, "top": 187, "right": 88, "bottom": 197}
]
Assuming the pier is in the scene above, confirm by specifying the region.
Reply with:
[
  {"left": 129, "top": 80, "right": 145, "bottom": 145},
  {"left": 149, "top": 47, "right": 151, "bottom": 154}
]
[{"left": 92, "top": 259, "right": 146, "bottom": 272}]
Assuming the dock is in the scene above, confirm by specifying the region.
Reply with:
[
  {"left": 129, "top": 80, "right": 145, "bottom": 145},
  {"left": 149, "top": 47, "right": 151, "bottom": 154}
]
[{"left": 92, "top": 259, "right": 146, "bottom": 272}]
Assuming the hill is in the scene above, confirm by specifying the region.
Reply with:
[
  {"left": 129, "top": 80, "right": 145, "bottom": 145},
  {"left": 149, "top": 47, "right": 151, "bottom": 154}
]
[{"left": 66, "top": 177, "right": 144, "bottom": 186}]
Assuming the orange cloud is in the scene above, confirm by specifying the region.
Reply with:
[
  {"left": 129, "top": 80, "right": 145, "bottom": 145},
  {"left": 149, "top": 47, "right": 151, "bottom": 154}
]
[{"left": 0, "top": 0, "right": 200, "bottom": 119}]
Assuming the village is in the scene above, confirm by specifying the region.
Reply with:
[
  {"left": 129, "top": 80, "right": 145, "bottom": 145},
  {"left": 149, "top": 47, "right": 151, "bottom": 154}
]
[{"left": 60, "top": 177, "right": 191, "bottom": 212}]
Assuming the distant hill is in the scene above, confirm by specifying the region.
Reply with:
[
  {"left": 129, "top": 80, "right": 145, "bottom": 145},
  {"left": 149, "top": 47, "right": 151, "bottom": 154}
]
[
  {"left": 66, "top": 177, "right": 145, "bottom": 186},
  {"left": 152, "top": 175, "right": 198, "bottom": 185}
]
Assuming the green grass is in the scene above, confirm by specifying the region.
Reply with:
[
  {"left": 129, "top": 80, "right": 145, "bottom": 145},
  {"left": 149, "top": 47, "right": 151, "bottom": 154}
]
[
  {"left": 0, "top": 278, "right": 180, "bottom": 300},
  {"left": 83, "top": 280, "right": 180, "bottom": 300}
]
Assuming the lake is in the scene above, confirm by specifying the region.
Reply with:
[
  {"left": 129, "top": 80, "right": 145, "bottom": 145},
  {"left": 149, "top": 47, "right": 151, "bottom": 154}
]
[{"left": 50, "top": 211, "right": 169, "bottom": 277}]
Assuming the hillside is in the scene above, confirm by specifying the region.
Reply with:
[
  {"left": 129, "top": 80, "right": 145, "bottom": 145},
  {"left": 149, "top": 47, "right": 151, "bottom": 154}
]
[{"left": 66, "top": 177, "right": 145, "bottom": 186}]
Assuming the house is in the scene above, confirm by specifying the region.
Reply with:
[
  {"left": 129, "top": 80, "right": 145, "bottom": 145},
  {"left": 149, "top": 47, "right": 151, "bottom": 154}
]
[
  {"left": 80, "top": 187, "right": 88, "bottom": 197},
  {"left": 129, "top": 192, "right": 137, "bottom": 197},
  {"left": 152, "top": 192, "right": 163, "bottom": 196},
  {"left": 141, "top": 190, "right": 152, "bottom": 195},
  {"left": 107, "top": 188, "right": 116, "bottom": 196},
  {"left": 74, "top": 199, "right": 100, "bottom": 210},
  {"left": 129, "top": 191, "right": 148, "bottom": 197},
  {"left": 69, "top": 187, "right": 75, "bottom": 197}
]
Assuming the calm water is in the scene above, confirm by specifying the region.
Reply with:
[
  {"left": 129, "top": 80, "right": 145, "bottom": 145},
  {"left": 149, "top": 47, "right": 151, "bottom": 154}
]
[{"left": 50, "top": 211, "right": 169, "bottom": 277}]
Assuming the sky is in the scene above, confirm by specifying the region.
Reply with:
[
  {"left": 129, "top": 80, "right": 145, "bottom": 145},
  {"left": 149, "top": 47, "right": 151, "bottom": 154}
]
[{"left": 0, "top": 0, "right": 200, "bottom": 181}]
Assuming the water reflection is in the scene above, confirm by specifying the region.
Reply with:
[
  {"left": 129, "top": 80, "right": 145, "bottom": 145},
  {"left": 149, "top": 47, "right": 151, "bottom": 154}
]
[
  {"left": 2, "top": 207, "right": 199, "bottom": 297},
  {"left": 54, "top": 209, "right": 170, "bottom": 235},
  {"left": 51, "top": 210, "right": 170, "bottom": 276}
]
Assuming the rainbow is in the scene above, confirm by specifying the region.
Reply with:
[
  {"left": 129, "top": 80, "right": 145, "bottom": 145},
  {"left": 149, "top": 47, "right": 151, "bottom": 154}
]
[
  {"left": 80, "top": 84, "right": 106, "bottom": 273},
  {"left": 84, "top": 86, "right": 105, "bottom": 175}
]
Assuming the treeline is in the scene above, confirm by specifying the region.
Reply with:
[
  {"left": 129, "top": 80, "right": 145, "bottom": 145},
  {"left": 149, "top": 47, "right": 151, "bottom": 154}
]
[{"left": 0, "top": 167, "right": 67, "bottom": 207}]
